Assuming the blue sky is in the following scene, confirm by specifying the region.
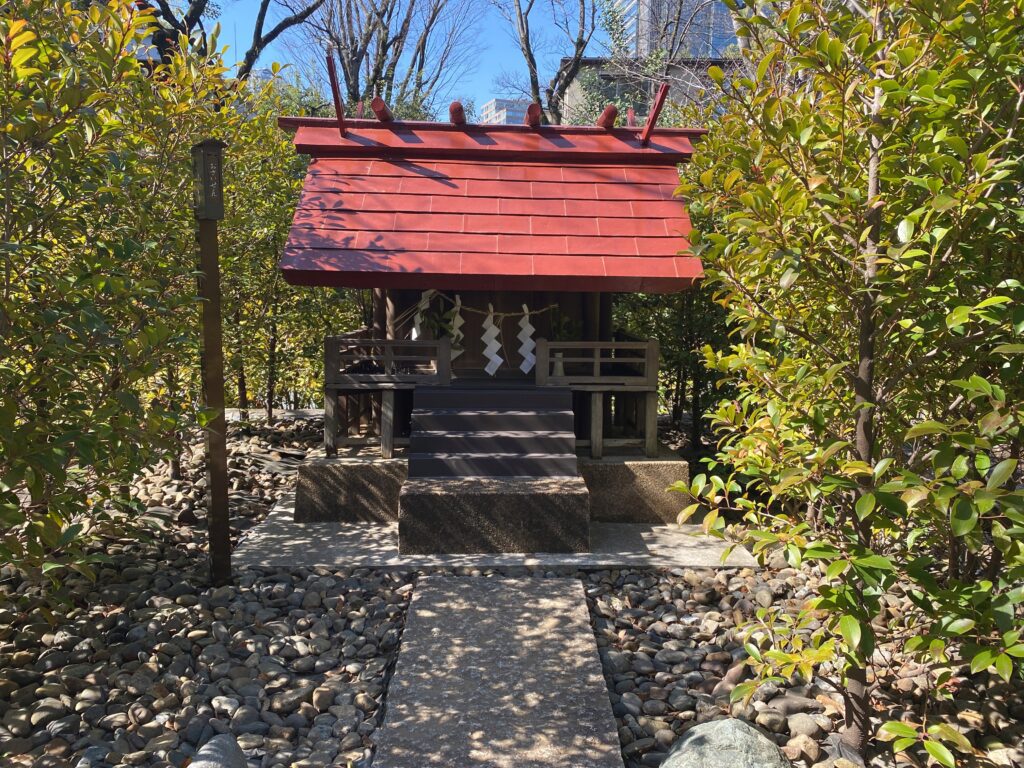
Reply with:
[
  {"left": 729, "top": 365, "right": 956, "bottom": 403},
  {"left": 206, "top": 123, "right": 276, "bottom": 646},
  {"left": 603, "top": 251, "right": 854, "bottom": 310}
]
[{"left": 213, "top": 1, "right": 575, "bottom": 109}]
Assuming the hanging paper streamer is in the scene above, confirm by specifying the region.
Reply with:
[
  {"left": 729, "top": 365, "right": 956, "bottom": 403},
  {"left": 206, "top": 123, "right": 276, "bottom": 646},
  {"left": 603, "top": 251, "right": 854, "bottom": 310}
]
[
  {"left": 449, "top": 294, "right": 465, "bottom": 361},
  {"left": 410, "top": 289, "right": 434, "bottom": 340},
  {"left": 517, "top": 304, "right": 536, "bottom": 373},
  {"left": 481, "top": 304, "right": 504, "bottom": 376}
]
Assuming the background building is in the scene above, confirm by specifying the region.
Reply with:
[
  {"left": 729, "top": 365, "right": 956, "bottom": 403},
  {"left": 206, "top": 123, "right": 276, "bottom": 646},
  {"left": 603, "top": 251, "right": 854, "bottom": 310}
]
[
  {"left": 480, "top": 98, "right": 531, "bottom": 125},
  {"left": 613, "top": 0, "right": 736, "bottom": 58}
]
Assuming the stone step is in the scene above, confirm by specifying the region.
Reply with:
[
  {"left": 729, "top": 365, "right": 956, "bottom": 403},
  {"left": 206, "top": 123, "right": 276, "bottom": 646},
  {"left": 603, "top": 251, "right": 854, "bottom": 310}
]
[
  {"left": 411, "top": 408, "right": 575, "bottom": 433},
  {"left": 409, "top": 429, "right": 576, "bottom": 455},
  {"left": 398, "top": 476, "right": 590, "bottom": 554},
  {"left": 407, "top": 452, "right": 579, "bottom": 478},
  {"left": 373, "top": 577, "right": 622, "bottom": 768},
  {"left": 414, "top": 386, "right": 571, "bottom": 411}
]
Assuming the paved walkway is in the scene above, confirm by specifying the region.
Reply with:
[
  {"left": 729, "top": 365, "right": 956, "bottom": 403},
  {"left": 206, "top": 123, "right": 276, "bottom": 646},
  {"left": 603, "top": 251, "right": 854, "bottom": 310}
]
[
  {"left": 373, "top": 577, "right": 623, "bottom": 768},
  {"left": 233, "top": 494, "right": 755, "bottom": 569}
]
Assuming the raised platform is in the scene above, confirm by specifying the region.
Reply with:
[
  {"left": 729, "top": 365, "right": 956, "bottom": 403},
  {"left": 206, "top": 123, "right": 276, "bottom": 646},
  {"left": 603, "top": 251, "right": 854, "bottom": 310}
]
[
  {"left": 295, "top": 448, "right": 690, "bottom": 525},
  {"left": 399, "top": 476, "right": 590, "bottom": 554},
  {"left": 233, "top": 494, "right": 755, "bottom": 569}
]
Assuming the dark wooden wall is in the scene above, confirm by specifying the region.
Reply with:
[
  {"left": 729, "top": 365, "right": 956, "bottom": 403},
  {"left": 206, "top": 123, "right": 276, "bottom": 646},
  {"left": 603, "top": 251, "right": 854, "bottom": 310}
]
[{"left": 382, "top": 289, "right": 611, "bottom": 380}]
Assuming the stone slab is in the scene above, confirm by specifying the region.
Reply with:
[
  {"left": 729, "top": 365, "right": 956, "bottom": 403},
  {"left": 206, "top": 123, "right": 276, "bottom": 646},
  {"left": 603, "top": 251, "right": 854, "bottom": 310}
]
[
  {"left": 234, "top": 494, "right": 755, "bottom": 569},
  {"left": 398, "top": 476, "right": 590, "bottom": 555},
  {"left": 579, "top": 447, "right": 690, "bottom": 525},
  {"left": 374, "top": 577, "right": 623, "bottom": 768}
]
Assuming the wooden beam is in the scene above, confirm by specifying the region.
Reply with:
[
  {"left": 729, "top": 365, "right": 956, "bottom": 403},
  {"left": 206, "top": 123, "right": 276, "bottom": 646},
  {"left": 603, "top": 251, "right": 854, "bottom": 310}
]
[
  {"left": 449, "top": 101, "right": 466, "bottom": 125},
  {"left": 370, "top": 96, "right": 393, "bottom": 122},
  {"left": 524, "top": 102, "right": 542, "bottom": 128},
  {"left": 640, "top": 82, "right": 670, "bottom": 146},
  {"left": 324, "top": 49, "right": 346, "bottom": 137},
  {"left": 596, "top": 104, "right": 618, "bottom": 130}
]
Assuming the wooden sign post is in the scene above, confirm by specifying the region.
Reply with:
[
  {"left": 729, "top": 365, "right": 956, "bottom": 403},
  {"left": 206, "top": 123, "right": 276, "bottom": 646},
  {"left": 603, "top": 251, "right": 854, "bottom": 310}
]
[{"left": 191, "top": 138, "right": 231, "bottom": 586}]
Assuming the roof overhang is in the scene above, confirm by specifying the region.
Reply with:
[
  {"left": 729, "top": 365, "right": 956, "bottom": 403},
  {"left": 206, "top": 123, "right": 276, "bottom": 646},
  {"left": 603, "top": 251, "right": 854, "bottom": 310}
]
[{"left": 278, "top": 116, "right": 704, "bottom": 293}]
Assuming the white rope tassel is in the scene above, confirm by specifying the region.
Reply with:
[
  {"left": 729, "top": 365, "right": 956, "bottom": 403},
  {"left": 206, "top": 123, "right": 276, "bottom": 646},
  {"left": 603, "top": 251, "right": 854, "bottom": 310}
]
[
  {"left": 449, "top": 294, "right": 465, "bottom": 361},
  {"left": 482, "top": 303, "right": 504, "bottom": 376},
  {"left": 410, "top": 289, "right": 434, "bottom": 340},
  {"left": 518, "top": 303, "right": 536, "bottom": 373}
]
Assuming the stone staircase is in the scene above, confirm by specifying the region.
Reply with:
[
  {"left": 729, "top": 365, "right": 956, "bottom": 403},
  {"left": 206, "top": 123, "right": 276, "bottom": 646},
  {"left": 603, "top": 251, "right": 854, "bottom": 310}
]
[{"left": 398, "top": 386, "right": 591, "bottom": 554}]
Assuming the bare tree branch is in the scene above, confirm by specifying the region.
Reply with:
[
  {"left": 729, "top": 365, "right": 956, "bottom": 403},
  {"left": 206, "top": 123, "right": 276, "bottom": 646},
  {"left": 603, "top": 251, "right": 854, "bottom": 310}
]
[{"left": 291, "top": 0, "right": 474, "bottom": 117}]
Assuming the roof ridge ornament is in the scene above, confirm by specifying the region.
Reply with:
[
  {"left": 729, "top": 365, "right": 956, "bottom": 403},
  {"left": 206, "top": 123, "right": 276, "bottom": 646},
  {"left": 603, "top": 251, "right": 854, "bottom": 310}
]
[
  {"left": 524, "top": 102, "right": 542, "bottom": 129},
  {"left": 640, "top": 82, "right": 670, "bottom": 147},
  {"left": 324, "top": 47, "right": 346, "bottom": 138},
  {"left": 449, "top": 101, "right": 466, "bottom": 126}
]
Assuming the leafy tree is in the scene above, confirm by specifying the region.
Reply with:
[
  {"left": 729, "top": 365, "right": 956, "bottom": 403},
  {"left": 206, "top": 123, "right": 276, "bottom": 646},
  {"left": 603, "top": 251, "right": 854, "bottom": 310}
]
[
  {"left": 0, "top": 0, "right": 248, "bottom": 575},
  {"left": 680, "top": 0, "right": 1024, "bottom": 763},
  {"left": 615, "top": 291, "right": 729, "bottom": 452}
]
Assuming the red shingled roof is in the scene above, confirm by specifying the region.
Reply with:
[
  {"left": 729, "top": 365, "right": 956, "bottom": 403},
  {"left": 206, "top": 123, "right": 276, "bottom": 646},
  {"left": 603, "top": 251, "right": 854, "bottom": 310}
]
[{"left": 278, "top": 117, "right": 704, "bottom": 292}]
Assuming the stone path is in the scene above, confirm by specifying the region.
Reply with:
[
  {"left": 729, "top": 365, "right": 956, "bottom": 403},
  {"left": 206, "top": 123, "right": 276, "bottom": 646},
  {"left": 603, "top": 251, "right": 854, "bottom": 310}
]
[
  {"left": 233, "top": 494, "right": 756, "bottom": 569},
  {"left": 373, "top": 577, "right": 623, "bottom": 768}
]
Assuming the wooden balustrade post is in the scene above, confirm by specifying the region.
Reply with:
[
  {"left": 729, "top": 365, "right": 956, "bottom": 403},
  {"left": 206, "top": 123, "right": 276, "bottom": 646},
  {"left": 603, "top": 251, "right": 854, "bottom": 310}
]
[
  {"left": 644, "top": 390, "right": 659, "bottom": 458},
  {"left": 437, "top": 337, "right": 452, "bottom": 384},
  {"left": 381, "top": 390, "right": 395, "bottom": 459},
  {"left": 536, "top": 339, "right": 549, "bottom": 385},
  {"left": 590, "top": 391, "right": 604, "bottom": 459},
  {"left": 324, "top": 337, "right": 339, "bottom": 456}
]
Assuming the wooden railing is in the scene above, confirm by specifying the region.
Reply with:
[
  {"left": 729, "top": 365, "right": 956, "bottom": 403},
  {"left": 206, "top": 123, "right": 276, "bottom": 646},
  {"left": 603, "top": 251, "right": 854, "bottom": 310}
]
[
  {"left": 535, "top": 338, "right": 660, "bottom": 459},
  {"left": 325, "top": 336, "right": 452, "bottom": 390},
  {"left": 323, "top": 336, "right": 451, "bottom": 457},
  {"left": 535, "top": 339, "right": 659, "bottom": 391}
]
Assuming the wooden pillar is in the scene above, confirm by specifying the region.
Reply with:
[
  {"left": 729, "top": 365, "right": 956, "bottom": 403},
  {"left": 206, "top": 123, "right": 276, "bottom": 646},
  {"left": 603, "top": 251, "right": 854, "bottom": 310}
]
[
  {"left": 644, "top": 390, "right": 658, "bottom": 458},
  {"left": 599, "top": 293, "right": 613, "bottom": 340},
  {"left": 386, "top": 290, "right": 396, "bottom": 340},
  {"left": 373, "top": 288, "right": 386, "bottom": 338},
  {"left": 346, "top": 393, "right": 360, "bottom": 442},
  {"left": 381, "top": 389, "right": 395, "bottom": 458},
  {"left": 590, "top": 391, "right": 604, "bottom": 459},
  {"left": 583, "top": 293, "right": 600, "bottom": 341},
  {"left": 324, "top": 389, "right": 338, "bottom": 456}
]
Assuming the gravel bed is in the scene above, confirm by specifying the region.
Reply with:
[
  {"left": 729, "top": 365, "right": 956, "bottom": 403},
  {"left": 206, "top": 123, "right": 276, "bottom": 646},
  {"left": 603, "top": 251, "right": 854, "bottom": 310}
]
[
  {"left": 0, "top": 418, "right": 417, "bottom": 768},
  {"left": 584, "top": 567, "right": 1024, "bottom": 768},
  {"left": 1, "top": 417, "right": 1021, "bottom": 768}
]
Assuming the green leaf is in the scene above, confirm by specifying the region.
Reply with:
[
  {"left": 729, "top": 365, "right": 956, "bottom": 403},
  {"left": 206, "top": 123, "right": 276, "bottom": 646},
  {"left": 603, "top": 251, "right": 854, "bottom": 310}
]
[
  {"left": 987, "top": 459, "right": 1017, "bottom": 491},
  {"left": 878, "top": 721, "right": 918, "bottom": 740},
  {"left": 906, "top": 421, "right": 948, "bottom": 438},
  {"left": 923, "top": 740, "right": 955, "bottom": 768},
  {"left": 969, "top": 648, "right": 997, "bottom": 673},
  {"left": 994, "top": 653, "right": 1013, "bottom": 681},
  {"left": 855, "top": 492, "right": 875, "bottom": 520},
  {"left": 897, "top": 218, "right": 915, "bottom": 243},
  {"left": 839, "top": 614, "right": 862, "bottom": 651},
  {"left": 994, "top": 344, "right": 1024, "bottom": 354},
  {"left": 945, "top": 305, "right": 972, "bottom": 329},
  {"left": 951, "top": 498, "right": 978, "bottom": 537}
]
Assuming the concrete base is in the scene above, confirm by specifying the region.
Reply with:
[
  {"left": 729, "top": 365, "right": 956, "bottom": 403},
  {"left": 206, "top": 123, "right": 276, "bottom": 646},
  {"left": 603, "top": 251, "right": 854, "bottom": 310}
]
[
  {"left": 294, "top": 446, "right": 690, "bottom": 525},
  {"left": 399, "top": 477, "right": 590, "bottom": 554},
  {"left": 294, "top": 456, "right": 405, "bottom": 523},
  {"left": 580, "top": 445, "right": 690, "bottom": 524},
  {"left": 235, "top": 494, "right": 756, "bottom": 569}
]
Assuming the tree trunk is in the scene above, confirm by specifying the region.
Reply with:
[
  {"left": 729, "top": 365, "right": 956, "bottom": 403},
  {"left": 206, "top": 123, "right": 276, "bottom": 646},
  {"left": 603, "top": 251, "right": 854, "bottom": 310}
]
[
  {"left": 843, "top": 4, "right": 884, "bottom": 753},
  {"left": 690, "top": 360, "right": 702, "bottom": 451},
  {"left": 266, "top": 315, "right": 277, "bottom": 423},
  {"left": 237, "top": 362, "right": 249, "bottom": 422}
]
